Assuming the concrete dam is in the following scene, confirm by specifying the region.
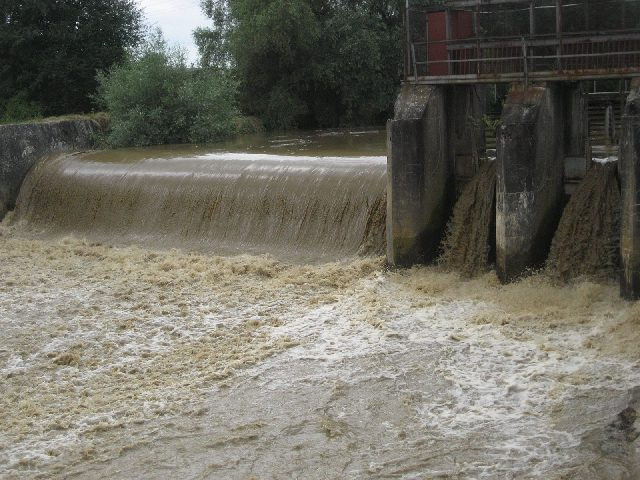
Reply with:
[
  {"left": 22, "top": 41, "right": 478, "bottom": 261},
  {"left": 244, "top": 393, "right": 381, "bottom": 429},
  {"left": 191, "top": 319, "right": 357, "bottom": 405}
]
[
  {"left": 0, "top": 104, "right": 632, "bottom": 286},
  {"left": 3, "top": 120, "right": 619, "bottom": 284}
]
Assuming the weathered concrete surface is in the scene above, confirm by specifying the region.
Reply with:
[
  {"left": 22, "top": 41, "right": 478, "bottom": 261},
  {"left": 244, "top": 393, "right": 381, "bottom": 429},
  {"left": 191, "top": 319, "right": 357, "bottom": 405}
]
[
  {"left": 620, "top": 79, "right": 640, "bottom": 300},
  {"left": 496, "top": 84, "right": 565, "bottom": 282},
  {"left": 387, "top": 84, "right": 450, "bottom": 266},
  {"left": 448, "top": 85, "right": 486, "bottom": 192},
  {"left": 387, "top": 84, "right": 485, "bottom": 267},
  {"left": 563, "top": 83, "right": 588, "bottom": 195},
  {"left": 564, "top": 82, "right": 587, "bottom": 160},
  {"left": 0, "top": 119, "right": 101, "bottom": 220}
]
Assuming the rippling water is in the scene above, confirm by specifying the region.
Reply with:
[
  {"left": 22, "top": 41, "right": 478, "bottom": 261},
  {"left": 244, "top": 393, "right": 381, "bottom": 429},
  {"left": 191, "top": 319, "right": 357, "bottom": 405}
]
[{"left": 1, "top": 130, "right": 640, "bottom": 479}]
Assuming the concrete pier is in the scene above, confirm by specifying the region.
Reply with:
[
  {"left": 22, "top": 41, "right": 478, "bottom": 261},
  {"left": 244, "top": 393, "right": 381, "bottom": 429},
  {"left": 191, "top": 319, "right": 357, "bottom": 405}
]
[
  {"left": 496, "top": 84, "right": 565, "bottom": 282},
  {"left": 386, "top": 84, "right": 449, "bottom": 266},
  {"left": 386, "top": 84, "right": 485, "bottom": 266},
  {"left": 620, "top": 80, "right": 640, "bottom": 300}
]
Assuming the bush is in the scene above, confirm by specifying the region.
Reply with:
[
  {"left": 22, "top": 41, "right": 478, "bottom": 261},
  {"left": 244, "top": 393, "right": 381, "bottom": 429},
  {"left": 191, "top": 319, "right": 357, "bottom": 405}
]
[
  {"left": 0, "top": 91, "right": 43, "bottom": 124},
  {"left": 96, "top": 36, "right": 239, "bottom": 147}
]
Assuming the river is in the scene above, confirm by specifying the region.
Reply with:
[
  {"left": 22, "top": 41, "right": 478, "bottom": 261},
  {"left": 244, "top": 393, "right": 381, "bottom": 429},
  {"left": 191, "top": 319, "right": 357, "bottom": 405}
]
[{"left": 1, "top": 130, "right": 639, "bottom": 479}]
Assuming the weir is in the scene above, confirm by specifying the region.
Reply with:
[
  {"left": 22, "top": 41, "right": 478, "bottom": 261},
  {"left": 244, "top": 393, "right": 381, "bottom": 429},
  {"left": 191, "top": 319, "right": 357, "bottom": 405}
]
[
  {"left": 389, "top": 0, "right": 640, "bottom": 298},
  {"left": 11, "top": 147, "right": 387, "bottom": 261}
]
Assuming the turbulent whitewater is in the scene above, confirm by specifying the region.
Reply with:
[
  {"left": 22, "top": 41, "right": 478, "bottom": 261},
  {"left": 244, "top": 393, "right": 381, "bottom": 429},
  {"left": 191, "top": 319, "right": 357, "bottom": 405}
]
[
  {"left": 547, "top": 162, "right": 621, "bottom": 281},
  {"left": 439, "top": 161, "right": 497, "bottom": 277}
]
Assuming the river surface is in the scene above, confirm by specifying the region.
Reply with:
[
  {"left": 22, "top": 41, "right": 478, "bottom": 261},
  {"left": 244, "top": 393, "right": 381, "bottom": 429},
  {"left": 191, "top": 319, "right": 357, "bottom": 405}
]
[{"left": 1, "top": 130, "right": 640, "bottom": 479}]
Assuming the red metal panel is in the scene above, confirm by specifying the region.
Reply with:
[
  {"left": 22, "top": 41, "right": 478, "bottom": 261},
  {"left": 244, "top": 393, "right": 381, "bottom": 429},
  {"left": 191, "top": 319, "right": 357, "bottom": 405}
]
[
  {"left": 451, "top": 10, "right": 473, "bottom": 40},
  {"left": 428, "top": 12, "right": 448, "bottom": 75},
  {"left": 428, "top": 11, "right": 474, "bottom": 76}
]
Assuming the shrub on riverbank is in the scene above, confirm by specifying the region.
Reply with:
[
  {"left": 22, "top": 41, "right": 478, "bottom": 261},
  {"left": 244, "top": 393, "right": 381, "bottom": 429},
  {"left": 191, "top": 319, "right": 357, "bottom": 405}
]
[
  {"left": 0, "top": 91, "right": 43, "bottom": 124},
  {"left": 97, "top": 35, "right": 240, "bottom": 147}
]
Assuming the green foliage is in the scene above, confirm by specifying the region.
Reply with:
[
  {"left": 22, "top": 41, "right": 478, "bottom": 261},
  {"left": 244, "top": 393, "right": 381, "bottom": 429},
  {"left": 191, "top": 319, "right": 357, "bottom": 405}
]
[
  {"left": 97, "top": 34, "right": 239, "bottom": 147},
  {"left": 0, "top": 0, "right": 142, "bottom": 116},
  {"left": 197, "top": 0, "right": 403, "bottom": 129},
  {"left": 0, "top": 91, "right": 43, "bottom": 124}
]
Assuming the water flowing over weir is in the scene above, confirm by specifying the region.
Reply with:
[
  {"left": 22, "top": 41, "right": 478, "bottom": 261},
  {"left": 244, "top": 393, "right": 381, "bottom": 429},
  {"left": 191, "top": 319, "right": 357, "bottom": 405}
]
[
  {"left": 547, "top": 162, "right": 621, "bottom": 281},
  {"left": 11, "top": 148, "right": 387, "bottom": 260},
  {"left": 439, "top": 162, "right": 497, "bottom": 276}
]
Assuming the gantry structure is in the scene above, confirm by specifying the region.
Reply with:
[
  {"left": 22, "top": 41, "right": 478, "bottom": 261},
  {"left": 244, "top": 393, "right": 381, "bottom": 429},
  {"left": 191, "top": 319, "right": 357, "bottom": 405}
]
[{"left": 404, "top": 0, "right": 640, "bottom": 84}]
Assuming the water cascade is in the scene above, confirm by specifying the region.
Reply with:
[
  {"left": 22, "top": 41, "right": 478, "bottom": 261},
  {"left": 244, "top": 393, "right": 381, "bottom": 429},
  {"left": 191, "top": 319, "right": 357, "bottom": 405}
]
[
  {"left": 12, "top": 150, "right": 387, "bottom": 260},
  {"left": 546, "top": 162, "right": 621, "bottom": 281},
  {"left": 439, "top": 161, "right": 497, "bottom": 276}
]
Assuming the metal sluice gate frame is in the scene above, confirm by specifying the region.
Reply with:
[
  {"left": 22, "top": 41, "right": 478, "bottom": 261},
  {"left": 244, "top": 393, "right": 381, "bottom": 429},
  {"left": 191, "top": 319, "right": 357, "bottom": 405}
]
[{"left": 404, "top": 0, "right": 640, "bottom": 84}]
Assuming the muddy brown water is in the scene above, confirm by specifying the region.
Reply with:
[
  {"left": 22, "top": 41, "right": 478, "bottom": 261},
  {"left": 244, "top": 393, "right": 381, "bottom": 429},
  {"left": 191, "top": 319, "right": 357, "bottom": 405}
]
[
  {"left": 12, "top": 130, "right": 387, "bottom": 261},
  {"left": 440, "top": 161, "right": 497, "bottom": 277},
  {"left": 547, "top": 162, "right": 621, "bottom": 282},
  {"left": 1, "top": 132, "right": 640, "bottom": 479}
]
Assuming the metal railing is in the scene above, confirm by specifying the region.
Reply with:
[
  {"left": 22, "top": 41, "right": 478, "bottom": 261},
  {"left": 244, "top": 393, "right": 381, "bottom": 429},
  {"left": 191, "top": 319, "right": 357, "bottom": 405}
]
[
  {"left": 407, "top": 31, "right": 640, "bottom": 83},
  {"left": 403, "top": 0, "right": 640, "bottom": 84}
]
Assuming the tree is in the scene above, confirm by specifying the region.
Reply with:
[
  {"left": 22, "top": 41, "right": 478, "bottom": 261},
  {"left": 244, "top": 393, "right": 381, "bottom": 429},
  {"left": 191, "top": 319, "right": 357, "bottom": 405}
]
[
  {"left": 96, "top": 32, "right": 239, "bottom": 147},
  {"left": 197, "top": 0, "right": 403, "bottom": 129},
  {"left": 0, "top": 0, "right": 143, "bottom": 118}
]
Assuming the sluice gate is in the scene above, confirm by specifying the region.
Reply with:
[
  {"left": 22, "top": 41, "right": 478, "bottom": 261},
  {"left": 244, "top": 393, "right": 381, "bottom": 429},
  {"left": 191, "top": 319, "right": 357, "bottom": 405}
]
[{"left": 389, "top": 0, "right": 640, "bottom": 298}]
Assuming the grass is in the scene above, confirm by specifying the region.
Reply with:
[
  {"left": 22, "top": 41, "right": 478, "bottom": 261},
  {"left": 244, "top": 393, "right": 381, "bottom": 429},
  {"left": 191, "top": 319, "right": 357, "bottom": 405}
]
[{"left": 0, "top": 112, "right": 109, "bottom": 128}]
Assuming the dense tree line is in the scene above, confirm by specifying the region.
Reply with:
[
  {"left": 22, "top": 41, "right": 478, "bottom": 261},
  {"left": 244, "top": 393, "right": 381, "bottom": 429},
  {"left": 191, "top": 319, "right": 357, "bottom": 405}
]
[
  {"left": 1, "top": 0, "right": 404, "bottom": 130},
  {"left": 195, "top": 0, "right": 404, "bottom": 130},
  {"left": 0, "top": 0, "right": 142, "bottom": 120}
]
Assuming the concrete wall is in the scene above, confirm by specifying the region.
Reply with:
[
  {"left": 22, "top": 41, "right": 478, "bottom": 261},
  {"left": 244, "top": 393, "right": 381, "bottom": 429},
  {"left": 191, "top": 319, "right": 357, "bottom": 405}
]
[
  {"left": 448, "top": 85, "right": 486, "bottom": 192},
  {"left": 496, "top": 83, "right": 565, "bottom": 282},
  {"left": 620, "top": 79, "right": 640, "bottom": 300},
  {"left": 564, "top": 82, "right": 587, "bottom": 159},
  {"left": 387, "top": 84, "right": 450, "bottom": 266},
  {"left": 0, "top": 119, "right": 101, "bottom": 220},
  {"left": 387, "top": 84, "right": 486, "bottom": 267}
]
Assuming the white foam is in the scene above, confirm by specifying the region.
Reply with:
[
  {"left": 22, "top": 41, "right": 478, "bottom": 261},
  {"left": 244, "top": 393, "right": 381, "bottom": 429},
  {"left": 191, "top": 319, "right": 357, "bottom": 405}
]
[
  {"left": 193, "top": 152, "right": 387, "bottom": 164},
  {"left": 593, "top": 156, "right": 619, "bottom": 164}
]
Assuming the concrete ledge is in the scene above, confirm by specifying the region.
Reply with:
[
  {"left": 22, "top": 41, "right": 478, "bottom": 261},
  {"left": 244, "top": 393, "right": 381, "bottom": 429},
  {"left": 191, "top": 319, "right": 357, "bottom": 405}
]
[{"left": 0, "top": 118, "right": 102, "bottom": 220}]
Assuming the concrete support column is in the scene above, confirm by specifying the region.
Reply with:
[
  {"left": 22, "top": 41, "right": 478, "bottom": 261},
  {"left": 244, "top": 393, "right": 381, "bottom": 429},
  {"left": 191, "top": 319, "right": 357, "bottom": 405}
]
[
  {"left": 448, "top": 85, "right": 486, "bottom": 192},
  {"left": 387, "top": 84, "right": 450, "bottom": 266},
  {"left": 496, "top": 83, "right": 565, "bottom": 282},
  {"left": 620, "top": 79, "right": 640, "bottom": 300}
]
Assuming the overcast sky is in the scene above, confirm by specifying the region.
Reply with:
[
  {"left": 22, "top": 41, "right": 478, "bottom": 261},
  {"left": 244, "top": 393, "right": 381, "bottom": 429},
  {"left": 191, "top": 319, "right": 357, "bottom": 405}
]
[{"left": 136, "top": 0, "right": 210, "bottom": 64}]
